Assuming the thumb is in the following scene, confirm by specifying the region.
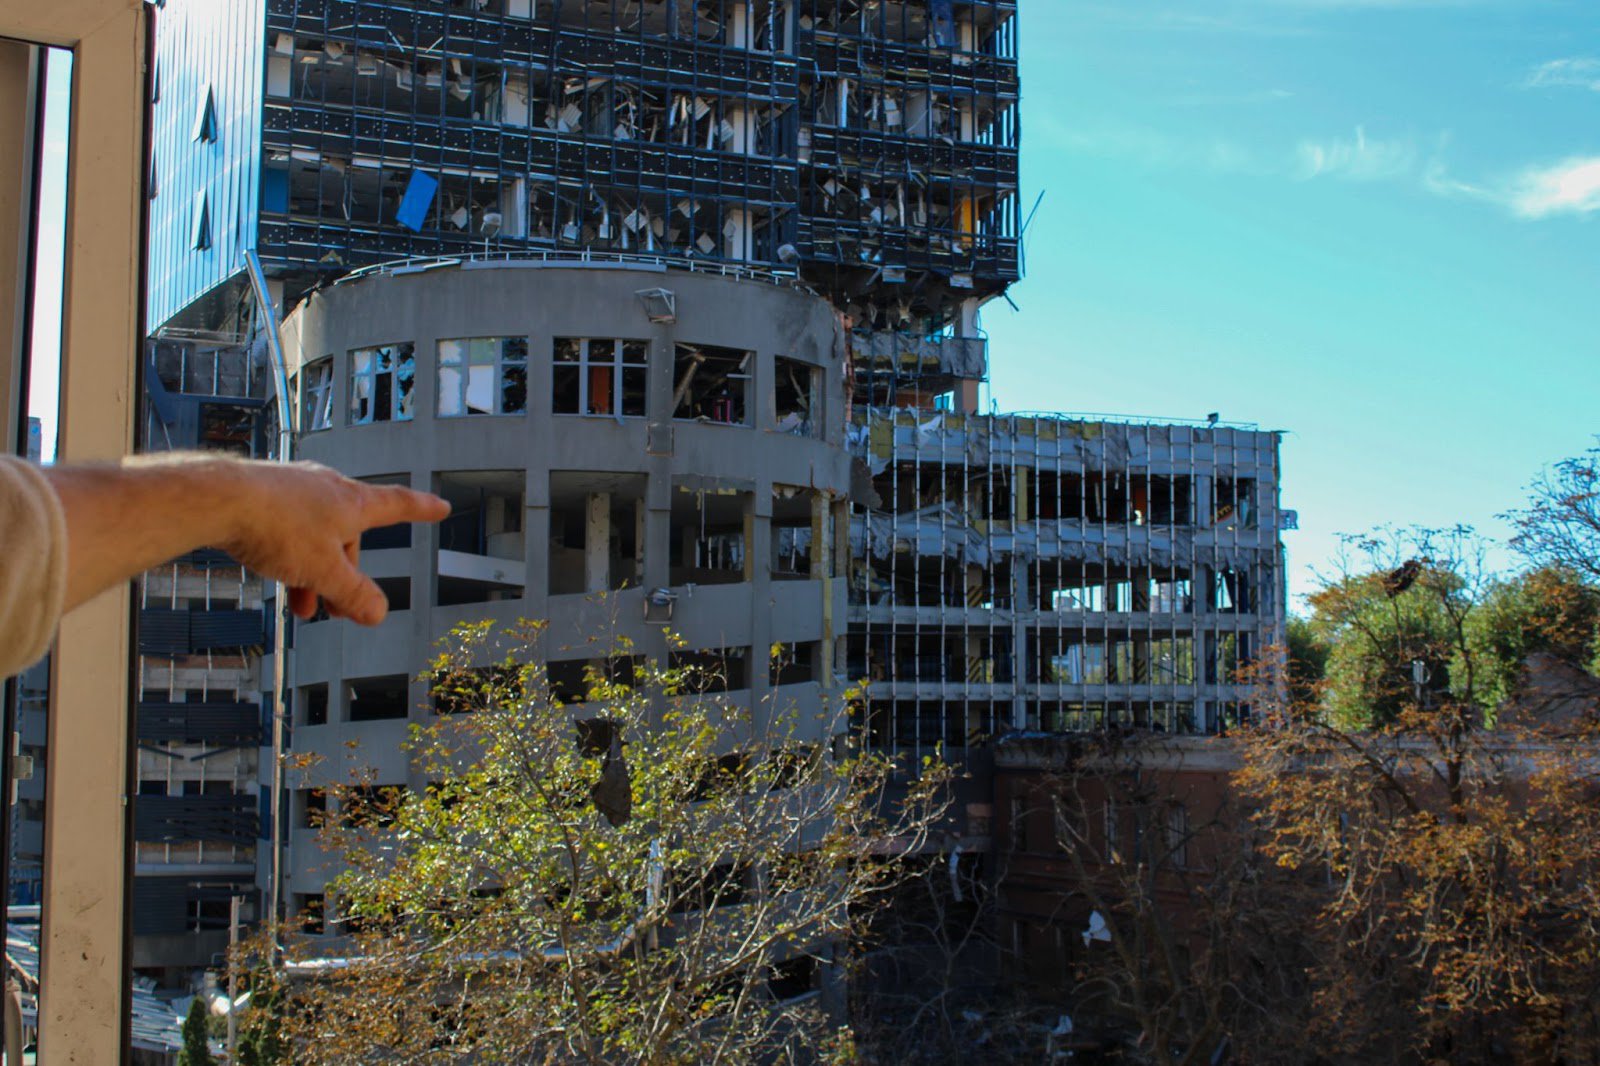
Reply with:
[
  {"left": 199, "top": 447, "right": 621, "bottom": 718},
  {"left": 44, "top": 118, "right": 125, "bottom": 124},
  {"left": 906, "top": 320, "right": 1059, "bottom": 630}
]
[{"left": 317, "top": 555, "right": 389, "bottom": 626}]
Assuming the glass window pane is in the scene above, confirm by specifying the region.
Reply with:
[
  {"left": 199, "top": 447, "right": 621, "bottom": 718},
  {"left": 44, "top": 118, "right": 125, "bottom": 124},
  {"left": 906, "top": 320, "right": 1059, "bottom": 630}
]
[
  {"left": 503, "top": 337, "right": 528, "bottom": 364},
  {"left": 502, "top": 364, "right": 527, "bottom": 413},
  {"left": 622, "top": 339, "right": 647, "bottom": 363},
  {"left": 352, "top": 376, "right": 373, "bottom": 423},
  {"left": 438, "top": 367, "right": 464, "bottom": 416},
  {"left": 553, "top": 365, "right": 580, "bottom": 413},
  {"left": 466, "top": 365, "right": 494, "bottom": 414},
  {"left": 554, "top": 337, "right": 581, "bottom": 363},
  {"left": 439, "top": 339, "right": 466, "bottom": 366},
  {"left": 468, "top": 338, "right": 496, "bottom": 365},
  {"left": 586, "top": 365, "right": 613, "bottom": 415},
  {"left": 622, "top": 367, "right": 646, "bottom": 417}
]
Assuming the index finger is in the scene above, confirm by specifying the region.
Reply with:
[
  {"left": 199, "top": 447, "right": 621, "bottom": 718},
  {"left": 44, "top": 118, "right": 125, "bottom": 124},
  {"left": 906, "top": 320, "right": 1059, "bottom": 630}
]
[{"left": 360, "top": 483, "right": 452, "bottom": 527}]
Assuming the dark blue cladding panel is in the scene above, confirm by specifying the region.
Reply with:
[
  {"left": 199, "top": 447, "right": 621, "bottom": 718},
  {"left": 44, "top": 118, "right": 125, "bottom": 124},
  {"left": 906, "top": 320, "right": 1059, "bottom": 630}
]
[{"left": 146, "top": 0, "right": 266, "bottom": 330}]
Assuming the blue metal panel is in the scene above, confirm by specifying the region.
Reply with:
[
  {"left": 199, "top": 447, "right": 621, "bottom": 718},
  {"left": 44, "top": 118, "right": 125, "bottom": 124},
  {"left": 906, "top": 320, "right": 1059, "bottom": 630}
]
[
  {"left": 395, "top": 170, "right": 439, "bottom": 233},
  {"left": 146, "top": 0, "right": 266, "bottom": 330}
]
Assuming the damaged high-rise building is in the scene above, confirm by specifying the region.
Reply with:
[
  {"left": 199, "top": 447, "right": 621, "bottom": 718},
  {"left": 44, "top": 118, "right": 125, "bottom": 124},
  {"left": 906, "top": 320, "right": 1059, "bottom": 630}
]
[{"left": 137, "top": 0, "right": 1287, "bottom": 996}]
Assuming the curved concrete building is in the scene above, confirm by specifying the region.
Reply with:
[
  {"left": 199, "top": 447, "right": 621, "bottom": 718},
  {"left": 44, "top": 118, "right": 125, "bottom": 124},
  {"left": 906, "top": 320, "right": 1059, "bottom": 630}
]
[{"left": 278, "top": 260, "right": 851, "bottom": 905}]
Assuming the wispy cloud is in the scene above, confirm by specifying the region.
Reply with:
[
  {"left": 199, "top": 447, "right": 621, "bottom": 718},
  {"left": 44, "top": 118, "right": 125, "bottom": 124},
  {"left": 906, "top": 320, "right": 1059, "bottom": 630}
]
[
  {"left": 1295, "top": 127, "right": 1418, "bottom": 181},
  {"left": 1057, "top": 117, "right": 1600, "bottom": 223},
  {"left": 1523, "top": 57, "right": 1600, "bottom": 92},
  {"left": 1510, "top": 158, "right": 1600, "bottom": 218}
]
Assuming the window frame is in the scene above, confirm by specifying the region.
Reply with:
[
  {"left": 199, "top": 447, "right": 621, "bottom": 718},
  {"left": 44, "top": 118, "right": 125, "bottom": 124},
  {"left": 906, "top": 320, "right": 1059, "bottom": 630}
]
[
  {"left": 300, "top": 357, "right": 335, "bottom": 432},
  {"left": 552, "top": 337, "right": 648, "bottom": 418},
  {"left": 349, "top": 342, "right": 416, "bottom": 425},
  {"left": 437, "top": 336, "right": 529, "bottom": 417}
]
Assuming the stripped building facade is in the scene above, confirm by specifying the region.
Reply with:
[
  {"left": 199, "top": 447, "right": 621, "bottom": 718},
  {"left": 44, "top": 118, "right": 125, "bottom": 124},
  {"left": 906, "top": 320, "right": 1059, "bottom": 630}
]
[
  {"left": 848, "top": 412, "right": 1287, "bottom": 752},
  {"left": 137, "top": 0, "right": 1292, "bottom": 1002}
]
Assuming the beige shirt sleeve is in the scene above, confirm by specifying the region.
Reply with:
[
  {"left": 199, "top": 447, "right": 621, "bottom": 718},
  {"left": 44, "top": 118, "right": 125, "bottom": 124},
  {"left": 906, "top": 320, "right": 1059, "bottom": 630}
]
[{"left": 0, "top": 456, "right": 67, "bottom": 678}]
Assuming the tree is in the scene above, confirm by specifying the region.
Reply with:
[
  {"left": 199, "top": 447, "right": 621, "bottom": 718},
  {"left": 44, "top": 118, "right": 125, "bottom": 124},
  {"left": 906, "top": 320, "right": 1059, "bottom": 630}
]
[
  {"left": 177, "top": 996, "right": 214, "bottom": 1066},
  {"left": 1034, "top": 525, "right": 1600, "bottom": 1062},
  {"left": 1466, "top": 566, "right": 1600, "bottom": 712},
  {"left": 1303, "top": 527, "right": 1485, "bottom": 729},
  {"left": 1508, "top": 439, "right": 1600, "bottom": 585},
  {"left": 1232, "top": 530, "right": 1600, "bottom": 1061},
  {"left": 265, "top": 620, "right": 951, "bottom": 1064}
]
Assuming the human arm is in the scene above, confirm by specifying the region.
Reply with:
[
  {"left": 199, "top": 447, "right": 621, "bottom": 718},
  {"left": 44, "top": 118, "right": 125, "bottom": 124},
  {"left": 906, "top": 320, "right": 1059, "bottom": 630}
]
[{"left": 42, "top": 454, "right": 449, "bottom": 624}]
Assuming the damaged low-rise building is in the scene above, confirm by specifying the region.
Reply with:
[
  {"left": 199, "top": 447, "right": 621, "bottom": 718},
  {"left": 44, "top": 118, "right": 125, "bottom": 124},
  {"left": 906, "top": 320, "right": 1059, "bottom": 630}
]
[{"left": 847, "top": 412, "right": 1288, "bottom": 750}]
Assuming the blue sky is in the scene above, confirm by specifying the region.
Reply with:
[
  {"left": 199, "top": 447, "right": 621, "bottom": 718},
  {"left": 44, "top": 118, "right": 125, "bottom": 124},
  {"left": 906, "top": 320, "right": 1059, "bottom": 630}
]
[{"left": 979, "top": 0, "right": 1600, "bottom": 607}]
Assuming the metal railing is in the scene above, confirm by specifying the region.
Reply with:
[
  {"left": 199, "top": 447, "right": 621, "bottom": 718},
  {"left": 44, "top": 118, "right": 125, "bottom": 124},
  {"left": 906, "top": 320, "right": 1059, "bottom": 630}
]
[{"left": 336, "top": 249, "right": 805, "bottom": 289}]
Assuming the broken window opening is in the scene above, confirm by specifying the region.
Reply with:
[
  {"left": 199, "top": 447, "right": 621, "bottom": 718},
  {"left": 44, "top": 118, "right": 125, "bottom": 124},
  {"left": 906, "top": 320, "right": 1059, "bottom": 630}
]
[
  {"left": 547, "top": 473, "right": 647, "bottom": 595},
  {"left": 1206, "top": 632, "right": 1253, "bottom": 685},
  {"left": 771, "top": 485, "right": 816, "bottom": 580},
  {"left": 773, "top": 356, "right": 821, "bottom": 437},
  {"left": 299, "top": 683, "right": 329, "bottom": 727},
  {"left": 552, "top": 338, "right": 648, "bottom": 418},
  {"left": 1213, "top": 477, "right": 1256, "bottom": 528},
  {"left": 672, "top": 482, "right": 751, "bottom": 586},
  {"left": 673, "top": 343, "right": 751, "bottom": 425},
  {"left": 438, "top": 336, "right": 528, "bottom": 417},
  {"left": 1211, "top": 568, "right": 1254, "bottom": 614},
  {"left": 373, "top": 576, "right": 411, "bottom": 612},
  {"left": 347, "top": 675, "right": 410, "bottom": 723},
  {"left": 770, "top": 641, "right": 819, "bottom": 687},
  {"left": 437, "top": 471, "right": 527, "bottom": 606},
  {"left": 299, "top": 788, "right": 326, "bottom": 829},
  {"left": 341, "top": 784, "right": 406, "bottom": 829},
  {"left": 669, "top": 646, "right": 751, "bottom": 694},
  {"left": 349, "top": 343, "right": 415, "bottom": 425},
  {"left": 300, "top": 357, "right": 334, "bottom": 432}
]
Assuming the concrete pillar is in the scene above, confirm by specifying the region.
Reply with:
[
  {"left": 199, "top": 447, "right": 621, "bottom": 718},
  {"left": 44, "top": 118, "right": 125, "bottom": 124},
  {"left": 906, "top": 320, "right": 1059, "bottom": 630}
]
[
  {"left": 586, "top": 492, "right": 611, "bottom": 593},
  {"left": 727, "top": 1, "right": 752, "bottom": 49},
  {"left": 723, "top": 206, "right": 750, "bottom": 261}
]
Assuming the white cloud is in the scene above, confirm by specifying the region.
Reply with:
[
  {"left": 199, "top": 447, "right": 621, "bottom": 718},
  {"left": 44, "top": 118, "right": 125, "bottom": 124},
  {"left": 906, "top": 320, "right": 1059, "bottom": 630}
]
[
  {"left": 1295, "top": 127, "right": 1417, "bottom": 181},
  {"left": 1510, "top": 157, "right": 1600, "bottom": 218},
  {"left": 1523, "top": 57, "right": 1600, "bottom": 91}
]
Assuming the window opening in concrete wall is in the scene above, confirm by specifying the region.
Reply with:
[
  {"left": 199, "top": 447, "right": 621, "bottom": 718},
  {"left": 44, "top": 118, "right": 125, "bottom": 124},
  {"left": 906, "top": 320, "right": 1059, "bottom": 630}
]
[
  {"left": 357, "top": 474, "right": 416, "bottom": 550},
  {"left": 670, "top": 647, "right": 750, "bottom": 694},
  {"left": 1150, "top": 574, "right": 1194, "bottom": 613},
  {"left": 299, "top": 788, "right": 326, "bottom": 829},
  {"left": 300, "top": 684, "right": 328, "bottom": 726},
  {"left": 301, "top": 357, "right": 334, "bottom": 431},
  {"left": 342, "top": 784, "right": 405, "bottom": 828},
  {"left": 548, "top": 473, "right": 647, "bottom": 595},
  {"left": 770, "top": 642, "right": 818, "bottom": 686},
  {"left": 673, "top": 343, "right": 750, "bottom": 425},
  {"left": 553, "top": 338, "right": 648, "bottom": 417},
  {"left": 373, "top": 577, "right": 411, "bottom": 612},
  {"left": 770, "top": 485, "right": 815, "bottom": 580},
  {"left": 1206, "top": 632, "right": 1252, "bottom": 684},
  {"left": 437, "top": 471, "right": 527, "bottom": 605},
  {"left": 1149, "top": 637, "right": 1197, "bottom": 685},
  {"left": 296, "top": 893, "right": 325, "bottom": 935},
  {"left": 438, "top": 337, "right": 528, "bottom": 416},
  {"left": 1214, "top": 477, "right": 1256, "bottom": 528},
  {"left": 773, "top": 356, "right": 821, "bottom": 436},
  {"left": 350, "top": 343, "right": 416, "bottom": 424},
  {"left": 347, "top": 676, "right": 410, "bottom": 722},
  {"left": 1211, "top": 567, "right": 1253, "bottom": 613},
  {"left": 672, "top": 481, "right": 751, "bottom": 585}
]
